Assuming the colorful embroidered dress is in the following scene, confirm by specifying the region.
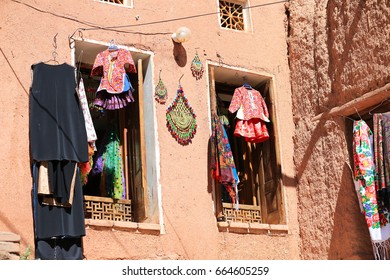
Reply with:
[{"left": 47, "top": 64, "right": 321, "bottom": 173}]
[
  {"left": 91, "top": 48, "right": 136, "bottom": 110},
  {"left": 228, "top": 86, "right": 270, "bottom": 143}
]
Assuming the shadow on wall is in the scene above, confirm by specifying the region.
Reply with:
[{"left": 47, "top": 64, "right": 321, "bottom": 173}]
[
  {"left": 327, "top": 163, "right": 374, "bottom": 260},
  {"left": 172, "top": 40, "right": 187, "bottom": 67}
]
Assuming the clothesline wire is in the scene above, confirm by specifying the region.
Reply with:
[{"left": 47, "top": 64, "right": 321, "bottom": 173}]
[
  {"left": 76, "top": 0, "right": 287, "bottom": 31},
  {"left": 11, "top": 0, "right": 286, "bottom": 38}
]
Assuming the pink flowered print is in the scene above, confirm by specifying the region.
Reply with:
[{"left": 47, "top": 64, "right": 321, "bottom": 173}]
[
  {"left": 91, "top": 48, "right": 136, "bottom": 94},
  {"left": 228, "top": 86, "right": 269, "bottom": 122},
  {"left": 353, "top": 120, "right": 381, "bottom": 236}
]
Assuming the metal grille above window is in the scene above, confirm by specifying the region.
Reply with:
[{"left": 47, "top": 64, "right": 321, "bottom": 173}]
[
  {"left": 98, "top": 0, "right": 132, "bottom": 7},
  {"left": 219, "top": 0, "right": 245, "bottom": 31}
]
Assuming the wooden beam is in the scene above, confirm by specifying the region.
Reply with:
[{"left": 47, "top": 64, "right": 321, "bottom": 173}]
[{"left": 312, "top": 83, "right": 390, "bottom": 121}]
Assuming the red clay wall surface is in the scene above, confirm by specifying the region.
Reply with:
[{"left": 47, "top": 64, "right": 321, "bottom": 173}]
[
  {"left": 0, "top": 0, "right": 299, "bottom": 259},
  {"left": 288, "top": 0, "right": 390, "bottom": 259}
]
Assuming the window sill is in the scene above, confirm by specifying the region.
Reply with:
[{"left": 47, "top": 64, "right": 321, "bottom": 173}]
[
  {"left": 217, "top": 221, "right": 288, "bottom": 235},
  {"left": 85, "top": 219, "right": 161, "bottom": 235}
]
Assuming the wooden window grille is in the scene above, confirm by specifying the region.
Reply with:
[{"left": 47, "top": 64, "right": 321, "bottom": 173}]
[
  {"left": 100, "top": 0, "right": 124, "bottom": 4},
  {"left": 84, "top": 195, "right": 133, "bottom": 222},
  {"left": 219, "top": 0, "right": 245, "bottom": 31},
  {"left": 98, "top": 0, "right": 132, "bottom": 7}
]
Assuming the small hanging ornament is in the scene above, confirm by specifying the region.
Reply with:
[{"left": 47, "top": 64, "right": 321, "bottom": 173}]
[
  {"left": 190, "top": 50, "right": 204, "bottom": 80},
  {"left": 166, "top": 75, "right": 197, "bottom": 145},
  {"left": 154, "top": 70, "right": 168, "bottom": 104}
]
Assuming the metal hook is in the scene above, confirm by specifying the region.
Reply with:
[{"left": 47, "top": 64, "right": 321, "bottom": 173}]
[
  {"left": 53, "top": 33, "right": 58, "bottom": 50},
  {"left": 68, "top": 28, "right": 85, "bottom": 49},
  {"left": 178, "top": 74, "right": 184, "bottom": 86},
  {"left": 51, "top": 33, "right": 58, "bottom": 62}
]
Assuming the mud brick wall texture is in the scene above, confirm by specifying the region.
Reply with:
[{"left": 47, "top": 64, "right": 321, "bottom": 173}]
[{"left": 0, "top": 232, "right": 20, "bottom": 260}]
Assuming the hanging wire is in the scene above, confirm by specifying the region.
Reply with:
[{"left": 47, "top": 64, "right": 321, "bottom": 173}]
[
  {"left": 354, "top": 107, "right": 362, "bottom": 120},
  {"left": 368, "top": 98, "right": 390, "bottom": 115},
  {"left": 12, "top": 0, "right": 286, "bottom": 43}
]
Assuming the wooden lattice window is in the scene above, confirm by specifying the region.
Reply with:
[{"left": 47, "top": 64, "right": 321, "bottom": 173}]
[
  {"left": 98, "top": 0, "right": 132, "bottom": 7},
  {"left": 219, "top": 0, "right": 245, "bottom": 31}
]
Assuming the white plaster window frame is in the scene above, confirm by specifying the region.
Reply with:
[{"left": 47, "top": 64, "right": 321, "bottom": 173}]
[
  {"left": 71, "top": 37, "right": 164, "bottom": 235},
  {"left": 217, "top": 0, "right": 253, "bottom": 33},
  {"left": 206, "top": 60, "right": 289, "bottom": 235}
]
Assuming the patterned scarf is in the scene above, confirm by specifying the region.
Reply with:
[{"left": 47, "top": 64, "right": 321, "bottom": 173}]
[{"left": 211, "top": 114, "right": 239, "bottom": 206}]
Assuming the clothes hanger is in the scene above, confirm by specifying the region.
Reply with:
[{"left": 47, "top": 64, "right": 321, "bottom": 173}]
[
  {"left": 44, "top": 33, "right": 59, "bottom": 65},
  {"left": 368, "top": 98, "right": 390, "bottom": 115},
  {"left": 242, "top": 76, "right": 252, "bottom": 89},
  {"left": 108, "top": 39, "right": 119, "bottom": 51}
]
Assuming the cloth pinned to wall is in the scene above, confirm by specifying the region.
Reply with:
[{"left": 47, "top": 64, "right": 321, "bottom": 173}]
[
  {"left": 353, "top": 114, "right": 390, "bottom": 260},
  {"left": 190, "top": 50, "right": 204, "bottom": 80},
  {"left": 154, "top": 70, "right": 168, "bottom": 104},
  {"left": 166, "top": 85, "right": 197, "bottom": 145}
]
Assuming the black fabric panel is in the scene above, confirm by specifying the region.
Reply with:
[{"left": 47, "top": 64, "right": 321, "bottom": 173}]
[
  {"left": 32, "top": 162, "right": 86, "bottom": 239},
  {"left": 29, "top": 62, "right": 88, "bottom": 162},
  {"left": 35, "top": 237, "right": 83, "bottom": 260}
]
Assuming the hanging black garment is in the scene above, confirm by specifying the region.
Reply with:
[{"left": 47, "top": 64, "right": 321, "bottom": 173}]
[
  {"left": 29, "top": 62, "right": 88, "bottom": 260},
  {"left": 29, "top": 62, "right": 88, "bottom": 162},
  {"left": 32, "top": 162, "right": 86, "bottom": 240},
  {"left": 35, "top": 237, "right": 83, "bottom": 260}
]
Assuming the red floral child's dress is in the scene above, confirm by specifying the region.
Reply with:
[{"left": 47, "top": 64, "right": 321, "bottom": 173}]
[{"left": 228, "top": 86, "right": 270, "bottom": 143}]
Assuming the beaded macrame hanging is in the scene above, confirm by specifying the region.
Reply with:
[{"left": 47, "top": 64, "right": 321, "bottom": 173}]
[
  {"left": 190, "top": 50, "right": 204, "bottom": 80},
  {"left": 154, "top": 70, "right": 168, "bottom": 104},
  {"left": 166, "top": 77, "right": 197, "bottom": 145}
]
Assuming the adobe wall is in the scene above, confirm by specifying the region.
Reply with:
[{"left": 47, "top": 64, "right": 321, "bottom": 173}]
[
  {"left": 288, "top": 0, "right": 390, "bottom": 259},
  {"left": 0, "top": 0, "right": 299, "bottom": 259}
]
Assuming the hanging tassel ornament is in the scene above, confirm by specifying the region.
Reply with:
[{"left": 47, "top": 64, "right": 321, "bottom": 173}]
[
  {"left": 166, "top": 76, "right": 197, "bottom": 145},
  {"left": 154, "top": 70, "right": 168, "bottom": 104},
  {"left": 190, "top": 50, "right": 204, "bottom": 80}
]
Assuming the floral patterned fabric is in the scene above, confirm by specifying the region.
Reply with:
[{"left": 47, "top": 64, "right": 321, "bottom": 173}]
[
  {"left": 353, "top": 120, "right": 381, "bottom": 240},
  {"left": 234, "top": 118, "right": 269, "bottom": 143},
  {"left": 91, "top": 48, "right": 136, "bottom": 94},
  {"left": 228, "top": 86, "right": 270, "bottom": 122},
  {"left": 229, "top": 86, "right": 270, "bottom": 143}
]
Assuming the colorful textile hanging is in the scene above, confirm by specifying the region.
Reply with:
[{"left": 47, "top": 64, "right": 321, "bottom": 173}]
[
  {"left": 383, "top": 113, "right": 390, "bottom": 187},
  {"left": 166, "top": 85, "right": 197, "bottom": 145},
  {"left": 210, "top": 113, "right": 239, "bottom": 208},
  {"left": 190, "top": 51, "right": 204, "bottom": 80},
  {"left": 374, "top": 114, "right": 390, "bottom": 225},
  {"left": 154, "top": 70, "right": 168, "bottom": 104},
  {"left": 353, "top": 118, "right": 390, "bottom": 260},
  {"left": 102, "top": 123, "right": 126, "bottom": 199},
  {"left": 79, "top": 143, "right": 95, "bottom": 186}
]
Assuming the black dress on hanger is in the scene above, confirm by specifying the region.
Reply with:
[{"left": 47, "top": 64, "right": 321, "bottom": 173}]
[{"left": 30, "top": 62, "right": 88, "bottom": 260}]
